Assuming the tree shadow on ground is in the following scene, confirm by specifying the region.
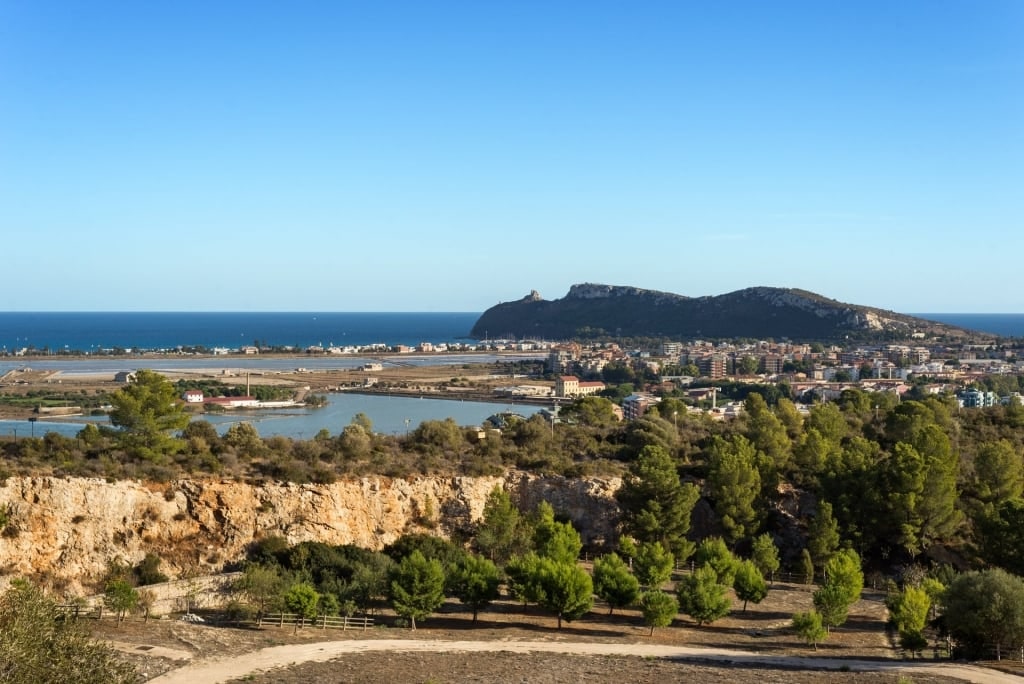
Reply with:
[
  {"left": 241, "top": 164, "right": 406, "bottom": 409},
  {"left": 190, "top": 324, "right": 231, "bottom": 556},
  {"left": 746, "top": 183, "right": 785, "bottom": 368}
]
[{"left": 408, "top": 614, "right": 631, "bottom": 638}]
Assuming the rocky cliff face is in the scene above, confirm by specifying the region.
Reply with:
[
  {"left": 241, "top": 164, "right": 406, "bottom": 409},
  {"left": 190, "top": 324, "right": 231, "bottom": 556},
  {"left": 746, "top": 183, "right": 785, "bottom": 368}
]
[{"left": 0, "top": 474, "right": 621, "bottom": 596}]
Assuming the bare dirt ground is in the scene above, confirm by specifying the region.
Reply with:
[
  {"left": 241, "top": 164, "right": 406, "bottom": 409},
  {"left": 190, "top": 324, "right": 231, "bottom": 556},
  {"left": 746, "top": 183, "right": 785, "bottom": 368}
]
[
  {"left": 221, "top": 651, "right": 969, "bottom": 684},
  {"left": 87, "top": 583, "right": 1018, "bottom": 684}
]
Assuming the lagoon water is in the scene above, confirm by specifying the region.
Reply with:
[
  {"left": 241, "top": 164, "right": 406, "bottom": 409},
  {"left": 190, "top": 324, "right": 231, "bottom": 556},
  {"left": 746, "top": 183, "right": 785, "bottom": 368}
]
[
  {"left": 202, "top": 392, "right": 542, "bottom": 438},
  {"left": 0, "top": 392, "right": 542, "bottom": 441}
]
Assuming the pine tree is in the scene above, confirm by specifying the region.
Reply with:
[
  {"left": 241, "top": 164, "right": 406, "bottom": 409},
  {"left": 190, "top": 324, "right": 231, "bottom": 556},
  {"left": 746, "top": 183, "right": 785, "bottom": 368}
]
[
  {"left": 794, "top": 428, "right": 840, "bottom": 481},
  {"left": 532, "top": 501, "right": 583, "bottom": 565},
  {"left": 792, "top": 610, "right": 827, "bottom": 650},
  {"left": 979, "top": 498, "right": 1024, "bottom": 575},
  {"left": 733, "top": 560, "right": 768, "bottom": 613},
  {"left": 630, "top": 541, "right": 675, "bottom": 589},
  {"left": 677, "top": 566, "right": 730, "bottom": 626},
  {"left": 616, "top": 445, "right": 700, "bottom": 560},
  {"left": 536, "top": 559, "right": 594, "bottom": 629},
  {"left": 886, "top": 442, "right": 926, "bottom": 556},
  {"left": 450, "top": 554, "right": 501, "bottom": 623},
  {"left": 807, "top": 500, "right": 840, "bottom": 574},
  {"left": 892, "top": 585, "right": 930, "bottom": 635},
  {"left": 640, "top": 590, "right": 679, "bottom": 636},
  {"left": 812, "top": 549, "right": 863, "bottom": 632},
  {"left": 694, "top": 537, "right": 739, "bottom": 586},
  {"left": 743, "top": 392, "right": 792, "bottom": 479},
  {"left": 707, "top": 435, "right": 762, "bottom": 546},
  {"left": 389, "top": 550, "right": 445, "bottom": 629},
  {"left": 806, "top": 401, "right": 848, "bottom": 443},
  {"left": 800, "top": 548, "right": 815, "bottom": 585},
  {"left": 108, "top": 369, "right": 189, "bottom": 459},
  {"left": 592, "top": 553, "right": 640, "bottom": 615},
  {"left": 474, "top": 487, "right": 529, "bottom": 564},
  {"left": 751, "top": 533, "right": 780, "bottom": 582},
  {"left": 974, "top": 440, "right": 1024, "bottom": 511},
  {"left": 912, "top": 424, "right": 963, "bottom": 549},
  {"left": 505, "top": 552, "right": 546, "bottom": 605}
]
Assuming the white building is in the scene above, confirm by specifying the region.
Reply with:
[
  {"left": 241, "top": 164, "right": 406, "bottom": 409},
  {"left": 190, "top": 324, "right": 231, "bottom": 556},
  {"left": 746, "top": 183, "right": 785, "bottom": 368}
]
[{"left": 182, "top": 390, "right": 204, "bottom": 403}]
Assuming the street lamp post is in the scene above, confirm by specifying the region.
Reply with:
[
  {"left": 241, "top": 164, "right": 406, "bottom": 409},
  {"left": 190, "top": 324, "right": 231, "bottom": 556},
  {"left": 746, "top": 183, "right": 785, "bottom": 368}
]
[
  {"left": 673, "top": 410, "right": 678, "bottom": 432},
  {"left": 551, "top": 399, "right": 559, "bottom": 436}
]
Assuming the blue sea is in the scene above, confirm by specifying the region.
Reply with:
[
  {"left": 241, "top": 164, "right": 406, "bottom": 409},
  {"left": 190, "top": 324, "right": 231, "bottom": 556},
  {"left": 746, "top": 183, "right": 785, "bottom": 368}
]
[
  {"left": 0, "top": 312, "right": 481, "bottom": 353},
  {"left": 2, "top": 312, "right": 1023, "bottom": 353},
  {"left": 911, "top": 314, "right": 1024, "bottom": 338},
  {"left": 2, "top": 311, "right": 1023, "bottom": 353}
]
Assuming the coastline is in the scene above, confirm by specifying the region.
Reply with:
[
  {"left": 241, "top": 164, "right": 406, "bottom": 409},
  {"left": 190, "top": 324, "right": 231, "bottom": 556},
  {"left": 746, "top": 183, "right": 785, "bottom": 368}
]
[
  {"left": 0, "top": 351, "right": 552, "bottom": 423},
  {"left": 337, "top": 386, "right": 556, "bottom": 408}
]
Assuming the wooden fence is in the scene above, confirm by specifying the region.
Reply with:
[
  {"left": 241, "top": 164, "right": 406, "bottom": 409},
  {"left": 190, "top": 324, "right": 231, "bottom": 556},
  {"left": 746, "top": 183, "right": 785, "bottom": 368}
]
[
  {"left": 56, "top": 603, "right": 103, "bottom": 620},
  {"left": 263, "top": 612, "right": 373, "bottom": 630},
  {"left": 55, "top": 603, "right": 373, "bottom": 631}
]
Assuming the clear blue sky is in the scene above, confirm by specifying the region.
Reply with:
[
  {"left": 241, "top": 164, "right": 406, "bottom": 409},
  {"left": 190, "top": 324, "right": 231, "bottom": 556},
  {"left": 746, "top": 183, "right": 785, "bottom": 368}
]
[{"left": 1, "top": 1, "right": 1021, "bottom": 313}]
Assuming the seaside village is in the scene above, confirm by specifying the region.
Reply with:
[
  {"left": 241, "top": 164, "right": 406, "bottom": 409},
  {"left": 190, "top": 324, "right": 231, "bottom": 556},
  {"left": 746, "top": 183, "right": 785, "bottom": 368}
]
[
  {"left": 138, "top": 335, "right": 1024, "bottom": 422},
  {"left": 257, "top": 335, "right": 1024, "bottom": 424},
  {"left": 483, "top": 337, "right": 1024, "bottom": 422}
]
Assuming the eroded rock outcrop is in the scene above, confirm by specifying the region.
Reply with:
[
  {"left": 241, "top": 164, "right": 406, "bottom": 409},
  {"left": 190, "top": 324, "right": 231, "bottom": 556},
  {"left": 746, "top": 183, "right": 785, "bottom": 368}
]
[{"left": 0, "top": 473, "right": 621, "bottom": 595}]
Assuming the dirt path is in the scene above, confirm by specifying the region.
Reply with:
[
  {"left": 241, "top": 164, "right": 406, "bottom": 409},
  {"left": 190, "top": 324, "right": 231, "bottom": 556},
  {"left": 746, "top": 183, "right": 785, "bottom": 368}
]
[
  {"left": 148, "top": 638, "right": 1015, "bottom": 684},
  {"left": 109, "top": 642, "right": 193, "bottom": 662}
]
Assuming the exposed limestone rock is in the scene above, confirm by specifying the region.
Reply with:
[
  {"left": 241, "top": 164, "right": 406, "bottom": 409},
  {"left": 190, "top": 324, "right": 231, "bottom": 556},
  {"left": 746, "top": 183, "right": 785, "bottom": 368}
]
[{"left": 0, "top": 473, "right": 621, "bottom": 596}]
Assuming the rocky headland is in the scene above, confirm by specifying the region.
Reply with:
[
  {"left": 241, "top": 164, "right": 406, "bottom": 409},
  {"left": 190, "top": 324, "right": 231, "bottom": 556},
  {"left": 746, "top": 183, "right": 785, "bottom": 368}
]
[{"left": 472, "top": 283, "right": 974, "bottom": 341}]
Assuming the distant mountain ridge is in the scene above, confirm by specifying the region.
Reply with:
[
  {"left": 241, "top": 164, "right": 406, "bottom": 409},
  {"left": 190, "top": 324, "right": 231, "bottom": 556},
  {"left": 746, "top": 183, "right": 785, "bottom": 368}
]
[{"left": 471, "top": 284, "right": 973, "bottom": 341}]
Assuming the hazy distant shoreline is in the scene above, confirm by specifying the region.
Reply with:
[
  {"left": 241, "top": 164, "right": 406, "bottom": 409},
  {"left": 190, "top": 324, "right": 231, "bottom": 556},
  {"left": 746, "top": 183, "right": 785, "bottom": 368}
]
[
  {"left": 1, "top": 312, "right": 1021, "bottom": 355},
  {"left": 0, "top": 311, "right": 482, "bottom": 353},
  {"left": 0, "top": 351, "right": 544, "bottom": 377}
]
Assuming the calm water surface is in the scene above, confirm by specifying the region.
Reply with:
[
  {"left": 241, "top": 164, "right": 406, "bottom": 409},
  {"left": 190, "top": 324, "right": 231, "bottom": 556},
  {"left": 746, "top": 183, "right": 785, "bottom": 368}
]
[{"left": 0, "top": 392, "right": 542, "bottom": 440}]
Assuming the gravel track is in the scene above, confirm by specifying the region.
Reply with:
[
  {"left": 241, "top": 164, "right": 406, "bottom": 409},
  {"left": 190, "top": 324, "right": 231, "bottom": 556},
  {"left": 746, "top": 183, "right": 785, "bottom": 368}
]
[{"left": 148, "top": 638, "right": 1016, "bottom": 684}]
